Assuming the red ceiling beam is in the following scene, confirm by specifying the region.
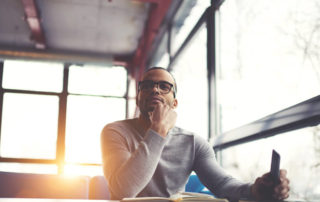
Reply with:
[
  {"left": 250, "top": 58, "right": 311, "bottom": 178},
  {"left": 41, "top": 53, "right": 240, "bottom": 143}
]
[
  {"left": 21, "top": 0, "right": 46, "bottom": 49},
  {"left": 128, "top": 0, "right": 172, "bottom": 81},
  {"left": 133, "top": 0, "right": 162, "bottom": 3}
]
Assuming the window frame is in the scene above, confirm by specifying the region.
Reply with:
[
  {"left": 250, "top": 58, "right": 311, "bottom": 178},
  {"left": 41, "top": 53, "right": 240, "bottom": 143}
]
[
  {"left": 0, "top": 62, "right": 129, "bottom": 173},
  {"left": 148, "top": 0, "right": 320, "bottom": 155}
]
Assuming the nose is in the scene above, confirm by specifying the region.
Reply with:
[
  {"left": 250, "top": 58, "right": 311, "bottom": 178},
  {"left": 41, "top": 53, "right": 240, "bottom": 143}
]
[{"left": 151, "top": 83, "right": 160, "bottom": 93}]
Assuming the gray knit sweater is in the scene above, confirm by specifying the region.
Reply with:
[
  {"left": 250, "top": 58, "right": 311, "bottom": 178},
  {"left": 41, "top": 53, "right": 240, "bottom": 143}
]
[{"left": 101, "top": 118, "right": 252, "bottom": 201}]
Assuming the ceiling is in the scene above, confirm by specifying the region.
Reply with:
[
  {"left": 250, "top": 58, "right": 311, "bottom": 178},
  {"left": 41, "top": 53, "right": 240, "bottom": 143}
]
[{"left": 0, "top": 0, "right": 194, "bottom": 72}]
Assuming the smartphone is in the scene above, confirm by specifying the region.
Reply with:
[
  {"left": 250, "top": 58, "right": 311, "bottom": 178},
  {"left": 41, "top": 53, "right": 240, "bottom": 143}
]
[{"left": 270, "top": 149, "right": 281, "bottom": 184}]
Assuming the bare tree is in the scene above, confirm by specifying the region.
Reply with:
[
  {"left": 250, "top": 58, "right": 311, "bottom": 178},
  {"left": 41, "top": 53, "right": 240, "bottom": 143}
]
[{"left": 290, "top": 0, "right": 320, "bottom": 82}]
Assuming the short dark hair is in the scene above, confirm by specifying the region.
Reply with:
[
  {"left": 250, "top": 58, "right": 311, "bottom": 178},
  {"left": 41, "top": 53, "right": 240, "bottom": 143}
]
[{"left": 144, "top": 67, "right": 177, "bottom": 98}]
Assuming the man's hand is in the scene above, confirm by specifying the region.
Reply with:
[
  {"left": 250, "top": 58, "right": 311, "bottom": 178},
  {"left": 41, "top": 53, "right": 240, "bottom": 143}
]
[
  {"left": 251, "top": 169, "right": 290, "bottom": 201},
  {"left": 148, "top": 102, "right": 177, "bottom": 137}
]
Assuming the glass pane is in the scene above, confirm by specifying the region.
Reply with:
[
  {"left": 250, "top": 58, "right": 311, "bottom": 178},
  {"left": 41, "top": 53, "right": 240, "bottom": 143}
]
[
  {"left": 0, "top": 93, "right": 59, "bottom": 159},
  {"left": 68, "top": 65, "right": 127, "bottom": 96},
  {"left": 63, "top": 164, "right": 103, "bottom": 177},
  {"left": 149, "top": 32, "right": 169, "bottom": 68},
  {"left": 65, "top": 95, "right": 126, "bottom": 164},
  {"left": 217, "top": 0, "right": 320, "bottom": 132},
  {"left": 155, "top": 52, "right": 170, "bottom": 68},
  {"left": 171, "top": 25, "right": 208, "bottom": 140},
  {"left": 128, "top": 78, "right": 136, "bottom": 98},
  {"left": 128, "top": 98, "right": 137, "bottom": 119},
  {"left": 171, "top": 0, "right": 210, "bottom": 54},
  {"left": 217, "top": 126, "right": 320, "bottom": 201},
  {"left": 0, "top": 163, "right": 57, "bottom": 174},
  {"left": 2, "top": 60, "right": 63, "bottom": 92},
  {"left": 127, "top": 79, "right": 137, "bottom": 118}
]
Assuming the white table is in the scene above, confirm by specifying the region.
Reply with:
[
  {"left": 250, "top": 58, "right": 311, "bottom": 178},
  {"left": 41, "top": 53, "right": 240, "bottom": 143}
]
[{"left": 0, "top": 199, "right": 119, "bottom": 202}]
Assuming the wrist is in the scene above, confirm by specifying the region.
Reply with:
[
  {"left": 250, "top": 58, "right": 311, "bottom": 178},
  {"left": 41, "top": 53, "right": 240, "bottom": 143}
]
[
  {"left": 150, "top": 124, "right": 167, "bottom": 137},
  {"left": 251, "top": 184, "right": 259, "bottom": 200}
]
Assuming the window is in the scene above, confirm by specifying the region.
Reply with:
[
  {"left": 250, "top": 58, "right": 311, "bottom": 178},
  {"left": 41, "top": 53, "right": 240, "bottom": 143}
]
[
  {"left": 127, "top": 78, "right": 137, "bottom": 118},
  {"left": 171, "top": 0, "right": 210, "bottom": 54},
  {"left": 65, "top": 65, "right": 127, "bottom": 165},
  {"left": 216, "top": 0, "right": 320, "bottom": 200},
  {"left": 171, "top": 25, "right": 208, "bottom": 139},
  {"left": 149, "top": 32, "right": 170, "bottom": 68},
  {"left": 0, "top": 61, "right": 128, "bottom": 175},
  {"left": 1, "top": 60, "right": 63, "bottom": 161},
  {"left": 217, "top": 126, "right": 320, "bottom": 199},
  {"left": 65, "top": 95, "right": 126, "bottom": 164},
  {"left": 68, "top": 65, "right": 127, "bottom": 96},
  {"left": 150, "top": 1, "right": 210, "bottom": 140},
  {"left": 3, "top": 60, "right": 63, "bottom": 92},
  {"left": 0, "top": 163, "right": 57, "bottom": 174},
  {"left": 1, "top": 93, "right": 59, "bottom": 159},
  {"left": 217, "top": 0, "right": 320, "bottom": 132}
]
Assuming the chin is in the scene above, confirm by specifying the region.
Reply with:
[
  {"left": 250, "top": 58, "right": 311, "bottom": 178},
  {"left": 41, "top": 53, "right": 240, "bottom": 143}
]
[
  {"left": 139, "top": 107, "right": 154, "bottom": 116},
  {"left": 147, "top": 107, "right": 155, "bottom": 112}
]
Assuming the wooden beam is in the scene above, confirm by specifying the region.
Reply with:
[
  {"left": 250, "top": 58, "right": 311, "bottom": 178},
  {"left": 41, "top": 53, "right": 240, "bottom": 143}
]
[
  {"left": 21, "top": 0, "right": 46, "bottom": 49},
  {"left": 129, "top": 0, "right": 172, "bottom": 81}
]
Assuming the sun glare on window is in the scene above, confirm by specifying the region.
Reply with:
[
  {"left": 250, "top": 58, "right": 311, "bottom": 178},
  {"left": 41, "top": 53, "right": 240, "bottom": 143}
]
[{"left": 0, "top": 60, "right": 127, "bottom": 176}]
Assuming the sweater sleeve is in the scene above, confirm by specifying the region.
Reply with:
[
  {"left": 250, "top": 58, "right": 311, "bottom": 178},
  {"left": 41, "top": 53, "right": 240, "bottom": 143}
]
[
  {"left": 101, "top": 124, "right": 167, "bottom": 200},
  {"left": 193, "top": 136, "right": 253, "bottom": 202}
]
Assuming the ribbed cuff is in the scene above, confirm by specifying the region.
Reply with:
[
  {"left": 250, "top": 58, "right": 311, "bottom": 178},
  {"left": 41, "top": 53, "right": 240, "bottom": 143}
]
[
  {"left": 241, "top": 183, "right": 254, "bottom": 200},
  {"left": 144, "top": 129, "right": 168, "bottom": 148}
]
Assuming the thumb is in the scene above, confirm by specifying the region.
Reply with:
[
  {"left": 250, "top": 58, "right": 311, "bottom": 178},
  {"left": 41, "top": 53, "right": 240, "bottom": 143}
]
[{"left": 148, "top": 111, "right": 153, "bottom": 119}]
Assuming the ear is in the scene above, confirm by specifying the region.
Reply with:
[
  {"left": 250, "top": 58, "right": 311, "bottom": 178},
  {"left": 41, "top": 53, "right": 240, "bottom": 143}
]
[{"left": 172, "top": 98, "right": 178, "bottom": 109}]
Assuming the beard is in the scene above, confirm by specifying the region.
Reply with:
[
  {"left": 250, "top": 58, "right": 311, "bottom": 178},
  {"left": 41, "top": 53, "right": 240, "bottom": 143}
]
[{"left": 139, "top": 99, "right": 173, "bottom": 119}]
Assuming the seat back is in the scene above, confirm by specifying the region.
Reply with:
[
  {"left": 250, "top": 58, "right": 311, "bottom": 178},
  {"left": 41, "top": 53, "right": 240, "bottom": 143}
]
[
  {"left": 185, "top": 174, "right": 205, "bottom": 193},
  {"left": 89, "top": 175, "right": 110, "bottom": 199},
  {"left": 0, "top": 171, "right": 89, "bottom": 199},
  {"left": 185, "top": 174, "right": 214, "bottom": 196}
]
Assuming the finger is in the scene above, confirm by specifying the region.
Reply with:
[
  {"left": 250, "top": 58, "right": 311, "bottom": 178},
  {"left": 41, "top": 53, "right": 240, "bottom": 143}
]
[
  {"left": 274, "top": 193, "right": 289, "bottom": 201},
  {"left": 148, "top": 111, "right": 153, "bottom": 118},
  {"left": 162, "top": 103, "right": 169, "bottom": 110},
  {"left": 281, "top": 177, "right": 290, "bottom": 186},
  {"left": 274, "top": 189, "right": 290, "bottom": 201},
  {"left": 275, "top": 185, "right": 290, "bottom": 195},
  {"left": 262, "top": 172, "right": 270, "bottom": 178},
  {"left": 278, "top": 177, "right": 290, "bottom": 192},
  {"left": 159, "top": 102, "right": 168, "bottom": 112},
  {"left": 274, "top": 183, "right": 290, "bottom": 199},
  {"left": 261, "top": 174, "right": 273, "bottom": 186},
  {"left": 283, "top": 193, "right": 290, "bottom": 200},
  {"left": 273, "top": 190, "right": 285, "bottom": 200},
  {"left": 276, "top": 180, "right": 286, "bottom": 188},
  {"left": 279, "top": 169, "right": 287, "bottom": 177},
  {"left": 281, "top": 187, "right": 290, "bottom": 196},
  {"left": 152, "top": 102, "right": 162, "bottom": 113},
  {"left": 261, "top": 173, "right": 273, "bottom": 184}
]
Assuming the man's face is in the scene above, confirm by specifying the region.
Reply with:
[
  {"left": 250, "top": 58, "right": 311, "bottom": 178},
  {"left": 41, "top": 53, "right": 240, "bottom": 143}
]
[{"left": 136, "top": 69, "right": 178, "bottom": 118}]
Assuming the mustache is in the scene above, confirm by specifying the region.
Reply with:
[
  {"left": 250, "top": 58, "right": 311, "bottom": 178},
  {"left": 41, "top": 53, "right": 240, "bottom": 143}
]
[{"left": 146, "top": 96, "right": 164, "bottom": 103}]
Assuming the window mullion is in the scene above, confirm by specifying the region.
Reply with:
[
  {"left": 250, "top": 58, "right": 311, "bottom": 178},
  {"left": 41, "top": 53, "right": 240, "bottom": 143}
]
[
  {"left": 56, "top": 63, "right": 69, "bottom": 174},
  {"left": 0, "top": 61, "right": 4, "bottom": 155}
]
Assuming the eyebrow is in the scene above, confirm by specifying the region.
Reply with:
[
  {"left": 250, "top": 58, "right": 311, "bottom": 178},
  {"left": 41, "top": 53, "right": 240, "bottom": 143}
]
[{"left": 141, "top": 80, "right": 173, "bottom": 84}]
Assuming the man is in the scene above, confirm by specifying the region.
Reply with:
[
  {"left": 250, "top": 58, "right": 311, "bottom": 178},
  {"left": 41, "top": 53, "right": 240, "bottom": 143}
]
[{"left": 101, "top": 67, "right": 290, "bottom": 201}]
